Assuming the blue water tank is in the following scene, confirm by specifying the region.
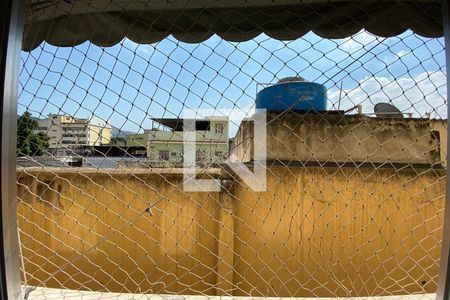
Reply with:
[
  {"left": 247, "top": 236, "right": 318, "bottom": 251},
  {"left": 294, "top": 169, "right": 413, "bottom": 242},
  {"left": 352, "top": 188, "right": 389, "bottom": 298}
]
[{"left": 256, "top": 77, "right": 327, "bottom": 111}]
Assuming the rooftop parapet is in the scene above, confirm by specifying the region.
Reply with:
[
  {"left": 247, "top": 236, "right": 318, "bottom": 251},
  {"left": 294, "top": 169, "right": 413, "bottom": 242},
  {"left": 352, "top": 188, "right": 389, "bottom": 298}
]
[{"left": 232, "top": 112, "right": 442, "bottom": 167}]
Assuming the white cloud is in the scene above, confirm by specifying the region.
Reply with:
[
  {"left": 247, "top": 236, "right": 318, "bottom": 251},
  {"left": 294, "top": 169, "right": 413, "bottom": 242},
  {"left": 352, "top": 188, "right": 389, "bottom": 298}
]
[
  {"left": 328, "top": 71, "right": 447, "bottom": 119},
  {"left": 340, "top": 30, "right": 385, "bottom": 52},
  {"left": 396, "top": 50, "right": 409, "bottom": 58},
  {"left": 137, "top": 46, "right": 150, "bottom": 55},
  {"left": 123, "top": 38, "right": 151, "bottom": 55}
]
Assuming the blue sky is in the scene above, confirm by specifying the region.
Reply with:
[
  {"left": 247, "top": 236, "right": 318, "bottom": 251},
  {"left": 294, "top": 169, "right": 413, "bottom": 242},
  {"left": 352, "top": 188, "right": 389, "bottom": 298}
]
[{"left": 18, "top": 30, "right": 446, "bottom": 135}]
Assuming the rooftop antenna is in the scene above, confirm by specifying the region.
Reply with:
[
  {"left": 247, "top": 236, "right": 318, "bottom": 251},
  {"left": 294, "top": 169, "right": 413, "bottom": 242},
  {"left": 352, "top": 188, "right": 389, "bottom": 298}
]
[{"left": 337, "top": 81, "right": 343, "bottom": 111}]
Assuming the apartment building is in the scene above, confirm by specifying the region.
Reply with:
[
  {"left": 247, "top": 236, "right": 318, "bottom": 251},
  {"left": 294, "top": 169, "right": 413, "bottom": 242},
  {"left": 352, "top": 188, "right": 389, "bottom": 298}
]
[
  {"left": 127, "top": 117, "right": 228, "bottom": 166},
  {"left": 36, "top": 114, "right": 112, "bottom": 151}
]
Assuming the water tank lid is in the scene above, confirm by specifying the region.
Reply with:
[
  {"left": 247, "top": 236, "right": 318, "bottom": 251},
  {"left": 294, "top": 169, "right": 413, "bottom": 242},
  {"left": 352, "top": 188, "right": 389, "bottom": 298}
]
[{"left": 277, "top": 76, "right": 306, "bottom": 83}]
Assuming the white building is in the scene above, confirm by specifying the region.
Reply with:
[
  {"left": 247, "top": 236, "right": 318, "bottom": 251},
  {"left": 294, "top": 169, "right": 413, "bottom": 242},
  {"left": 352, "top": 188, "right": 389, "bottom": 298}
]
[{"left": 35, "top": 114, "right": 112, "bottom": 152}]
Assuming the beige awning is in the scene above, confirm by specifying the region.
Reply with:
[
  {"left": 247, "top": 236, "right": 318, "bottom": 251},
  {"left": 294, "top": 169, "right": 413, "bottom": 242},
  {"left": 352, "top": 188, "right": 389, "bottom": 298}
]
[{"left": 23, "top": 0, "right": 443, "bottom": 51}]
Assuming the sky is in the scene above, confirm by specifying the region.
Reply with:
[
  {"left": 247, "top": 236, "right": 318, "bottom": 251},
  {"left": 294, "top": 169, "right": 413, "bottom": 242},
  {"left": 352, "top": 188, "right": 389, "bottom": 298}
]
[{"left": 18, "top": 30, "right": 446, "bottom": 136}]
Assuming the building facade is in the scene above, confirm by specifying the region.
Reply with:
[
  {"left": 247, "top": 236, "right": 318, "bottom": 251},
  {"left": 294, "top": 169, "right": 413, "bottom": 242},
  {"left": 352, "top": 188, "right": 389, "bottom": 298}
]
[
  {"left": 130, "top": 117, "right": 229, "bottom": 166},
  {"left": 35, "top": 114, "right": 112, "bottom": 152},
  {"left": 126, "top": 132, "right": 149, "bottom": 147}
]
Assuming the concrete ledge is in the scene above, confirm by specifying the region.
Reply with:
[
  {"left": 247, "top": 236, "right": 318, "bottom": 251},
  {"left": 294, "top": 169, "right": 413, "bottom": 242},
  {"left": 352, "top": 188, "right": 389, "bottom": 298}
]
[
  {"left": 17, "top": 166, "right": 223, "bottom": 176},
  {"left": 24, "top": 287, "right": 436, "bottom": 300},
  {"left": 232, "top": 113, "right": 442, "bottom": 166}
]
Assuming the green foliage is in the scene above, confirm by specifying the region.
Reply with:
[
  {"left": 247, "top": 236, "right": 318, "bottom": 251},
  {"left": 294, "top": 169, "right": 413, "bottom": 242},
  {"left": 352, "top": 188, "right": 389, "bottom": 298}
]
[{"left": 17, "top": 111, "right": 50, "bottom": 156}]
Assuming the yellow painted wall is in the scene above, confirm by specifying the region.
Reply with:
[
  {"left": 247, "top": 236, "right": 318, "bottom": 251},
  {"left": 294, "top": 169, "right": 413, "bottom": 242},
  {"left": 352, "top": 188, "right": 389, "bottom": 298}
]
[
  {"left": 232, "top": 167, "right": 445, "bottom": 296},
  {"left": 16, "top": 166, "right": 445, "bottom": 297},
  {"left": 17, "top": 171, "right": 221, "bottom": 295}
]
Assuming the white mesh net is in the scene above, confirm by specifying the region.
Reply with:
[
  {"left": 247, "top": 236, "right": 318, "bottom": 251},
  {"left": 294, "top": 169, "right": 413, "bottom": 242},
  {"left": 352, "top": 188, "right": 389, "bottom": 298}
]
[{"left": 17, "top": 1, "right": 446, "bottom": 298}]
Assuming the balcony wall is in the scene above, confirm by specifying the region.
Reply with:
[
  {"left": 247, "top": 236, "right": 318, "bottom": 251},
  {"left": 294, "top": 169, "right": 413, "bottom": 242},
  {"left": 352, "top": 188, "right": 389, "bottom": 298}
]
[{"left": 16, "top": 165, "right": 445, "bottom": 296}]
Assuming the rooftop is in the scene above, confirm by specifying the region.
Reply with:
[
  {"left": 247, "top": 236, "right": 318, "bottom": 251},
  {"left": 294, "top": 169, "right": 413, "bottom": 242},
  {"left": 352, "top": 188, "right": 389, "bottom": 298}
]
[{"left": 152, "top": 117, "right": 227, "bottom": 131}]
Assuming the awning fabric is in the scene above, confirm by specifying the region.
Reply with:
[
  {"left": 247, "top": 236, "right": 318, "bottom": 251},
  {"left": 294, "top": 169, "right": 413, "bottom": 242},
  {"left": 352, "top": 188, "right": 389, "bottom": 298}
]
[{"left": 23, "top": 0, "right": 443, "bottom": 51}]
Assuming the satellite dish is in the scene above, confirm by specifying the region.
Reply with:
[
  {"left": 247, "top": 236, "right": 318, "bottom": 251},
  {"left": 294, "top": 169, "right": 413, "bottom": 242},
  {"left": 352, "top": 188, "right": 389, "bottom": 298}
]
[{"left": 374, "top": 103, "right": 403, "bottom": 118}]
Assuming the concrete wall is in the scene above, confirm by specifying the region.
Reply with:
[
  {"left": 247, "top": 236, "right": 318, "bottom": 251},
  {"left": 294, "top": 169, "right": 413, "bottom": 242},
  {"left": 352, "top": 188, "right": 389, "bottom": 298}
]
[
  {"left": 233, "top": 114, "right": 442, "bottom": 166},
  {"left": 16, "top": 166, "right": 445, "bottom": 296},
  {"left": 17, "top": 169, "right": 222, "bottom": 295},
  {"left": 232, "top": 167, "right": 445, "bottom": 296},
  {"left": 430, "top": 119, "right": 447, "bottom": 167}
]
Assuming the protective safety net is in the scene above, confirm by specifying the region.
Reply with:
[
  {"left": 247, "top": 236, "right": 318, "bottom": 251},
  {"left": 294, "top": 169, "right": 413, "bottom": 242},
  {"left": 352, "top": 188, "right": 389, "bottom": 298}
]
[{"left": 17, "top": 1, "right": 446, "bottom": 298}]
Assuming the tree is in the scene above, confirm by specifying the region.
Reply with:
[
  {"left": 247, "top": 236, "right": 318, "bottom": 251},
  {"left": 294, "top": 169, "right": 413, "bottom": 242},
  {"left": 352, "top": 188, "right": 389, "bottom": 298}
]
[{"left": 17, "top": 111, "right": 50, "bottom": 156}]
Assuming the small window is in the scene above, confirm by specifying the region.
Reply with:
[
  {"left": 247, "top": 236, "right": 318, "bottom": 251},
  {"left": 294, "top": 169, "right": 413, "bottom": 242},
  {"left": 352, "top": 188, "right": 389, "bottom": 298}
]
[
  {"left": 171, "top": 152, "right": 177, "bottom": 157},
  {"left": 214, "top": 151, "right": 223, "bottom": 158},
  {"left": 215, "top": 124, "right": 224, "bottom": 134},
  {"left": 159, "top": 150, "right": 169, "bottom": 161},
  {"left": 431, "top": 130, "right": 440, "bottom": 143},
  {"left": 196, "top": 150, "right": 205, "bottom": 162}
]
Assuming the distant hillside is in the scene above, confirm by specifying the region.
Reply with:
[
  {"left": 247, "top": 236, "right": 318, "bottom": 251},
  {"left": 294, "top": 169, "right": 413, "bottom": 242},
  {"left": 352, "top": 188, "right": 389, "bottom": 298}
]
[{"left": 111, "top": 127, "right": 135, "bottom": 138}]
